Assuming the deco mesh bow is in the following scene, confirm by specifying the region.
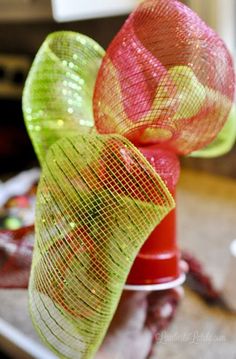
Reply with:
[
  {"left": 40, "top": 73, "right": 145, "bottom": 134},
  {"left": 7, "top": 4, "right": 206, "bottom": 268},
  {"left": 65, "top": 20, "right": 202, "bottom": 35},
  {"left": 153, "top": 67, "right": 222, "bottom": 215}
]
[{"left": 23, "top": 0, "right": 235, "bottom": 358}]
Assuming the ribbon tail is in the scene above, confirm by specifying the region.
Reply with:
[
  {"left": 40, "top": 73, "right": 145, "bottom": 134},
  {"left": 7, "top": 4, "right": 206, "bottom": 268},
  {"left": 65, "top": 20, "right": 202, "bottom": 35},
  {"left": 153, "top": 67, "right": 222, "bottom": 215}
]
[{"left": 29, "top": 134, "right": 174, "bottom": 359}]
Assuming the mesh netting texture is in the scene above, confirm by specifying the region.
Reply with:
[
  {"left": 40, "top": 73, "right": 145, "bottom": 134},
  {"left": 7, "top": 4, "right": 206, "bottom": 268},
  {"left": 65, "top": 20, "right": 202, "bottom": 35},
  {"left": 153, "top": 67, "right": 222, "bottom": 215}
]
[
  {"left": 138, "top": 146, "right": 180, "bottom": 192},
  {"left": 191, "top": 104, "right": 236, "bottom": 158},
  {"left": 22, "top": 0, "right": 236, "bottom": 358},
  {"left": 30, "top": 134, "right": 174, "bottom": 358},
  {"left": 23, "top": 32, "right": 105, "bottom": 164},
  {"left": 94, "top": 0, "right": 235, "bottom": 154}
]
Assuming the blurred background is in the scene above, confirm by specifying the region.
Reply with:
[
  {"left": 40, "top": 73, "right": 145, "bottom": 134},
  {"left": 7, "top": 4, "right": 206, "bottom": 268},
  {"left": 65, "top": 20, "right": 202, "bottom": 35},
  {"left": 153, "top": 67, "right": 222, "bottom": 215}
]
[{"left": 0, "top": 0, "right": 235, "bottom": 177}]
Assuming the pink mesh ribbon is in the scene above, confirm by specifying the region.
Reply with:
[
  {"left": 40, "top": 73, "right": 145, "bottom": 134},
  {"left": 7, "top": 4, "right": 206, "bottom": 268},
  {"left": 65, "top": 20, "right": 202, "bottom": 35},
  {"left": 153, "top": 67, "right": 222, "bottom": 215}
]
[{"left": 94, "top": 0, "right": 235, "bottom": 154}]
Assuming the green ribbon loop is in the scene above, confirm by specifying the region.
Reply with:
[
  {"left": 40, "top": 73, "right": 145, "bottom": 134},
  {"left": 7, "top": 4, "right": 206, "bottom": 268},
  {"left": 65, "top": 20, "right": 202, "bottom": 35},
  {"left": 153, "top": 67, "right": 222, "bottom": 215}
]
[
  {"left": 23, "top": 31, "right": 105, "bottom": 163},
  {"left": 30, "top": 134, "right": 174, "bottom": 359}
]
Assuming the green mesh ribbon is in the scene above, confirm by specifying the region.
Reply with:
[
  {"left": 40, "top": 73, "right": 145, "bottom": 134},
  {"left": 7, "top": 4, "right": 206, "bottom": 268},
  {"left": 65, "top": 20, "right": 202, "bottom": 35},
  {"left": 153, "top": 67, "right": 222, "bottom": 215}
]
[
  {"left": 23, "top": 31, "right": 175, "bottom": 359},
  {"left": 190, "top": 104, "right": 236, "bottom": 158},
  {"left": 30, "top": 134, "right": 174, "bottom": 359},
  {"left": 23, "top": 31, "right": 104, "bottom": 163}
]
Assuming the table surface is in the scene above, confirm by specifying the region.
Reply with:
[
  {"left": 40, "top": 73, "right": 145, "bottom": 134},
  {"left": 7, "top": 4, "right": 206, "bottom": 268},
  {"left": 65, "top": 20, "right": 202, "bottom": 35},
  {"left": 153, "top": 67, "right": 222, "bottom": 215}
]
[{"left": 0, "top": 169, "right": 236, "bottom": 359}]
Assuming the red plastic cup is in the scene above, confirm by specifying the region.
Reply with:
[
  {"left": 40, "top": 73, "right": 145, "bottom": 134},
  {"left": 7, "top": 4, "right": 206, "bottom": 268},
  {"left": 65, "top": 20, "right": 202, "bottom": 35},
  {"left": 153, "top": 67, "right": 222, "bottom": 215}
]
[{"left": 126, "top": 145, "right": 183, "bottom": 289}]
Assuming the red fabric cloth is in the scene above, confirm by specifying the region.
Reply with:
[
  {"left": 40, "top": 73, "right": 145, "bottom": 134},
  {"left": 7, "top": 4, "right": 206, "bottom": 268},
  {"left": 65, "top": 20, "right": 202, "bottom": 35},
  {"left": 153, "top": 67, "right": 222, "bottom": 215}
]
[{"left": 0, "top": 226, "right": 34, "bottom": 288}]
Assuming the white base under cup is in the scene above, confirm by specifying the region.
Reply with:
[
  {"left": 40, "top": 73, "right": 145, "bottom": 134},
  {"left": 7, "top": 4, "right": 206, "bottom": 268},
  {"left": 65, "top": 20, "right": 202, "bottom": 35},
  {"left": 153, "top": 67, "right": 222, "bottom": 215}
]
[{"left": 124, "top": 272, "right": 186, "bottom": 291}]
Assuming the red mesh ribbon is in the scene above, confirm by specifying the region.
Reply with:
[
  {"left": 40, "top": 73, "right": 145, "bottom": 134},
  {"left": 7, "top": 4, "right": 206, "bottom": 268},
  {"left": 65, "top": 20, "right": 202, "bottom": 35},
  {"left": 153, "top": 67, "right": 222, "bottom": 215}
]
[
  {"left": 94, "top": 0, "right": 235, "bottom": 155},
  {"left": 138, "top": 146, "right": 180, "bottom": 192}
]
